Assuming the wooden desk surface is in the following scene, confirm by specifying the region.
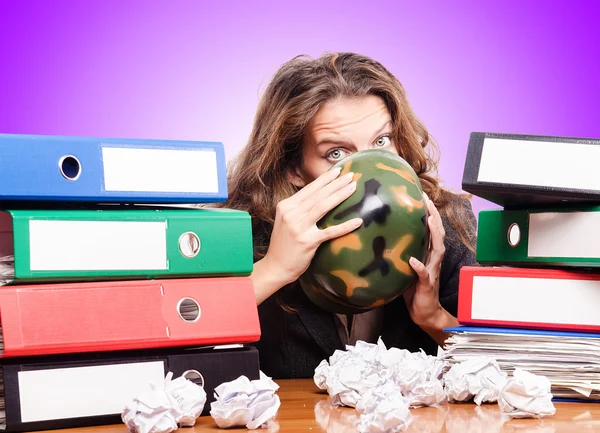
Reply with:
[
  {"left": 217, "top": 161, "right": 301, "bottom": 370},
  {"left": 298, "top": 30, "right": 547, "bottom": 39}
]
[{"left": 43, "top": 379, "right": 600, "bottom": 432}]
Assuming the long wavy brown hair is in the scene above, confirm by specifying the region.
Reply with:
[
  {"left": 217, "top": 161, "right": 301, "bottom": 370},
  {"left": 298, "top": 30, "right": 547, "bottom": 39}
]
[{"left": 216, "top": 52, "right": 476, "bottom": 259}]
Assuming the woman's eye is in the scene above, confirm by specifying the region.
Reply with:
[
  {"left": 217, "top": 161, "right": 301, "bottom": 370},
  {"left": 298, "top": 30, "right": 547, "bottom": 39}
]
[
  {"left": 374, "top": 135, "right": 392, "bottom": 147},
  {"left": 327, "top": 149, "right": 346, "bottom": 161}
]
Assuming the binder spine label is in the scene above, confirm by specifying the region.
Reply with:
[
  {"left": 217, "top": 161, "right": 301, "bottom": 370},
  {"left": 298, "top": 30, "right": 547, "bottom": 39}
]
[
  {"left": 101, "top": 146, "right": 219, "bottom": 193},
  {"left": 477, "top": 137, "right": 600, "bottom": 190},
  {"left": 528, "top": 211, "right": 600, "bottom": 258},
  {"left": 18, "top": 361, "right": 165, "bottom": 422},
  {"left": 471, "top": 275, "right": 600, "bottom": 326},
  {"left": 29, "top": 220, "right": 168, "bottom": 270}
]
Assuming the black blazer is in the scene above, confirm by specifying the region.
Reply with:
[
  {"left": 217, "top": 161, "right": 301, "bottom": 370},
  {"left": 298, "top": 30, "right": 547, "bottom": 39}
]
[{"left": 251, "top": 196, "right": 478, "bottom": 379}]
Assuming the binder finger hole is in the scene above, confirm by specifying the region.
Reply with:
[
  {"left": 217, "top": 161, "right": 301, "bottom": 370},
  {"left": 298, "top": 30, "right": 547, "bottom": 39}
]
[
  {"left": 179, "top": 232, "right": 201, "bottom": 258},
  {"left": 182, "top": 369, "right": 205, "bottom": 388},
  {"left": 59, "top": 155, "right": 81, "bottom": 181},
  {"left": 507, "top": 223, "right": 521, "bottom": 247},
  {"left": 177, "top": 297, "right": 201, "bottom": 322}
]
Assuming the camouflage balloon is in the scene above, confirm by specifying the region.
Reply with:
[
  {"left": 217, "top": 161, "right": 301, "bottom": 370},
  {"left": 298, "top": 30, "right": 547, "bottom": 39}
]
[{"left": 299, "top": 149, "right": 430, "bottom": 314}]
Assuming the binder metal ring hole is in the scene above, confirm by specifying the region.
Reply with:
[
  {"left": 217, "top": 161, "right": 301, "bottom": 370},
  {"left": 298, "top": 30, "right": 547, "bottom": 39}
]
[
  {"left": 182, "top": 369, "right": 205, "bottom": 388},
  {"left": 177, "top": 297, "right": 201, "bottom": 323},
  {"left": 179, "top": 232, "right": 201, "bottom": 258},
  {"left": 507, "top": 223, "right": 521, "bottom": 247},
  {"left": 59, "top": 155, "right": 81, "bottom": 181}
]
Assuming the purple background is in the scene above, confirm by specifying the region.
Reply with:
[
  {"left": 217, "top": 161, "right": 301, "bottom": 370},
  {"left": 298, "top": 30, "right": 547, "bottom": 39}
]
[{"left": 1, "top": 1, "right": 599, "bottom": 215}]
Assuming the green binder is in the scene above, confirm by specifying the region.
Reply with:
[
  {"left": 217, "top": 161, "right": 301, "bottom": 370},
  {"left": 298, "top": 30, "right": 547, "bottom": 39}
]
[
  {"left": 477, "top": 206, "right": 600, "bottom": 267},
  {"left": 0, "top": 208, "right": 254, "bottom": 285}
]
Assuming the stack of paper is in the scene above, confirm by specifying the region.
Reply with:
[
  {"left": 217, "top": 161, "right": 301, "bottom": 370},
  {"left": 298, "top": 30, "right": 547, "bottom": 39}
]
[{"left": 443, "top": 327, "right": 600, "bottom": 401}]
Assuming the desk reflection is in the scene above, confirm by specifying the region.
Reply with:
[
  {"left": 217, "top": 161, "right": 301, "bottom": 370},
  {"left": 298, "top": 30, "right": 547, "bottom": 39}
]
[{"left": 314, "top": 399, "right": 600, "bottom": 433}]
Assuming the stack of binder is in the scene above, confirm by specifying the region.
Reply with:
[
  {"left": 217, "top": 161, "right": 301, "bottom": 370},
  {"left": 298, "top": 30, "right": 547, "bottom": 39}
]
[
  {"left": 0, "top": 133, "right": 261, "bottom": 431},
  {"left": 443, "top": 131, "right": 600, "bottom": 401}
]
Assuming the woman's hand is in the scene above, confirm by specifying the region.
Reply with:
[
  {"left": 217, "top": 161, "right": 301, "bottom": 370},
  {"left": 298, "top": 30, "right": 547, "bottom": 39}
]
[
  {"left": 403, "top": 195, "right": 458, "bottom": 345},
  {"left": 252, "top": 167, "right": 363, "bottom": 304}
]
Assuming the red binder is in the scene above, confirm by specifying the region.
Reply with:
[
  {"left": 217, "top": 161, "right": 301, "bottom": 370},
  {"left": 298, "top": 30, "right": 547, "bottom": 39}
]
[
  {"left": 0, "top": 277, "right": 260, "bottom": 357},
  {"left": 458, "top": 266, "right": 600, "bottom": 333}
]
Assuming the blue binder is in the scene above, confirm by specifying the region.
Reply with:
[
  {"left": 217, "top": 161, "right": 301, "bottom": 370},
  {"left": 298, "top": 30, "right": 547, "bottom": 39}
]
[
  {"left": 0, "top": 133, "right": 228, "bottom": 203},
  {"left": 445, "top": 326, "right": 600, "bottom": 338}
]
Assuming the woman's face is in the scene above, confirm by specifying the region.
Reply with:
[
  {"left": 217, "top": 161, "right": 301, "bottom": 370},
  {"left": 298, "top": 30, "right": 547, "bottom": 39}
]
[{"left": 290, "top": 94, "right": 398, "bottom": 187}]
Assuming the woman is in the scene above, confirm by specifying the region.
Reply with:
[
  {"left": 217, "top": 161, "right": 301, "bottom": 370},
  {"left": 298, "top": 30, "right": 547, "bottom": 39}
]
[{"left": 218, "top": 52, "right": 478, "bottom": 379}]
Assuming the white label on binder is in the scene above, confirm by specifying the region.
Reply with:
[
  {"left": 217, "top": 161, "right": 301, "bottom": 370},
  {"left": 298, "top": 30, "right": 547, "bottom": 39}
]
[
  {"left": 471, "top": 275, "right": 600, "bottom": 326},
  {"left": 18, "top": 361, "right": 165, "bottom": 422},
  {"left": 101, "top": 146, "right": 219, "bottom": 193},
  {"left": 528, "top": 211, "right": 600, "bottom": 258},
  {"left": 29, "top": 220, "right": 168, "bottom": 270},
  {"left": 477, "top": 137, "right": 600, "bottom": 190}
]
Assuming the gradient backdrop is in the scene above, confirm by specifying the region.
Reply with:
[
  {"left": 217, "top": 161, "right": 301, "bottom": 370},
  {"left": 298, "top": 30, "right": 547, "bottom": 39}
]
[{"left": 1, "top": 0, "right": 599, "bottom": 215}]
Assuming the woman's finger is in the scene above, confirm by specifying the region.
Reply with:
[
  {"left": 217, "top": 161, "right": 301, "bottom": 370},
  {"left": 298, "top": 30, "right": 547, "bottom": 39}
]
[
  {"left": 425, "top": 201, "right": 446, "bottom": 266},
  {"left": 290, "top": 171, "right": 356, "bottom": 219},
  {"left": 286, "top": 166, "right": 343, "bottom": 206},
  {"left": 409, "top": 257, "right": 429, "bottom": 283},
  {"left": 427, "top": 198, "right": 446, "bottom": 239},
  {"left": 303, "top": 180, "right": 358, "bottom": 224},
  {"left": 319, "top": 217, "right": 363, "bottom": 242}
]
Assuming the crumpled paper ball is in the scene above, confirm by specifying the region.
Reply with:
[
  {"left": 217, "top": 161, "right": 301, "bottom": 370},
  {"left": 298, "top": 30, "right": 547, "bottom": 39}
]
[
  {"left": 498, "top": 368, "right": 556, "bottom": 418},
  {"left": 210, "top": 371, "right": 281, "bottom": 429},
  {"left": 122, "top": 372, "right": 207, "bottom": 433},
  {"left": 314, "top": 339, "right": 388, "bottom": 407},
  {"left": 314, "top": 338, "right": 445, "bottom": 409},
  {"left": 314, "top": 359, "right": 330, "bottom": 391},
  {"left": 314, "top": 339, "right": 558, "bottom": 426},
  {"left": 355, "top": 382, "right": 412, "bottom": 433},
  {"left": 387, "top": 349, "right": 446, "bottom": 408},
  {"left": 444, "top": 357, "right": 508, "bottom": 405},
  {"left": 165, "top": 373, "right": 208, "bottom": 426}
]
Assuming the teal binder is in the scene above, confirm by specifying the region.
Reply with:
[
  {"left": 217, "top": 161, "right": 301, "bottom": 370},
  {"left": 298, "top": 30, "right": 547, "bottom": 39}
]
[
  {"left": 0, "top": 208, "right": 253, "bottom": 284},
  {"left": 477, "top": 206, "right": 600, "bottom": 267}
]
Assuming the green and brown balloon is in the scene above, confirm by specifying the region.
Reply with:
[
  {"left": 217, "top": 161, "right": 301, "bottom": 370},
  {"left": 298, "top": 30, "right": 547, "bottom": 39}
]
[{"left": 299, "top": 149, "right": 430, "bottom": 314}]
